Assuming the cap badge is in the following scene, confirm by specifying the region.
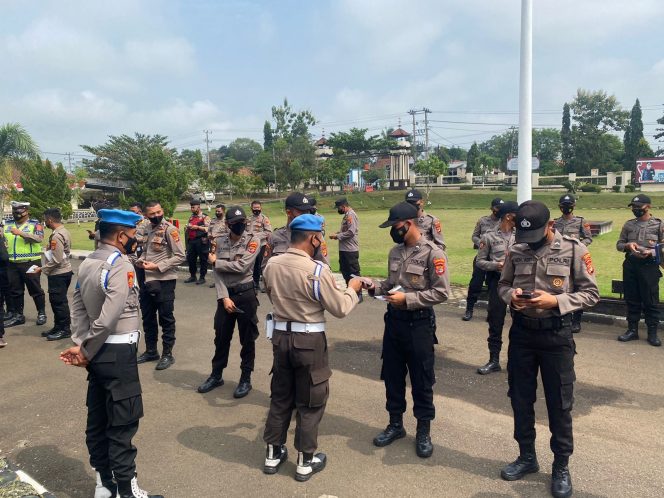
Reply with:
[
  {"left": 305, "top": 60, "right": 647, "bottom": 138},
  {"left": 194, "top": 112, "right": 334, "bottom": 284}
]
[
  {"left": 499, "top": 200, "right": 504, "bottom": 204},
  {"left": 634, "top": 197, "right": 640, "bottom": 202},
  {"left": 302, "top": 197, "right": 309, "bottom": 204},
  {"left": 407, "top": 192, "right": 413, "bottom": 197},
  {"left": 235, "top": 209, "right": 241, "bottom": 215},
  {"left": 520, "top": 219, "right": 531, "bottom": 228}
]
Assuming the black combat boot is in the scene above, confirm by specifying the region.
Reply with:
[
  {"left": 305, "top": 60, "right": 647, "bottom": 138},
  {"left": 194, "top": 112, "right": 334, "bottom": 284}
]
[
  {"left": 4, "top": 312, "right": 25, "bottom": 328},
  {"left": 618, "top": 324, "right": 639, "bottom": 342},
  {"left": 47, "top": 327, "right": 71, "bottom": 341},
  {"left": 198, "top": 374, "right": 224, "bottom": 393},
  {"left": 42, "top": 326, "right": 57, "bottom": 337},
  {"left": 647, "top": 325, "right": 661, "bottom": 347},
  {"left": 462, "top": 305, "right": 474, "bottom": 321},
  {"left": 184, "top": 276, "right": 197, "bottom": 284},
  {"left": 36, "top": 309, "right": 47, "bottom": 326},
  {"left": 116, "top": 474, "right": 163, "bottom": 498},
  {"left": 155, "top": 345, "right": 175, "bottom": 370},
  {"left": 263, "top": 444, "right": 288, "bottom": 474},
  {"left": 294, "top": 451, "right": 326, "bottom": 482},
  {"left": 477, "top": 353, "right": 501, "bottom": 375},
  {"left": 233, "top": 370, "right": 252, "bottom": 398},
  {"left": 373, "top": 413, "right": 406, "bottom": 447},
  {"left": 136, "top": 349, "right": 160, "bottom": 364},
  {"left": 95, "top": 469, "right": 116, "bottom": 498},
  {"left": 415, "top": 419, "right": 433, "bottom": 458},
  {"left": 551, "top": 459, "right": 573, "bottom": 498},
  {"left": 500, "top": 445, "right": 539, "bottom": 481},
  {"left": 196, "top": 277, "right": 206, "bottom": 285}
]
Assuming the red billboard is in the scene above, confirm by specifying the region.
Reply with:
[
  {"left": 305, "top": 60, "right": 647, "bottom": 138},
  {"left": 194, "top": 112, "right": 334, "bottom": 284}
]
[{"left": 636, "top": 158, "right": 664, "bottom": 183}]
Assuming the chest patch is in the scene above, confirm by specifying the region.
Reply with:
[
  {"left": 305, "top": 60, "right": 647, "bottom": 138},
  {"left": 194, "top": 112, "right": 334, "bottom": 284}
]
[{"left": 552, "top": 277, "right": 564, "bottom": 288}]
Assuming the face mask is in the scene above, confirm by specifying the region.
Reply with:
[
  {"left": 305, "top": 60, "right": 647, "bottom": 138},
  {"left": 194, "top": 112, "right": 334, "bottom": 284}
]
[
  {"left": 311, "top": 236, "right": 322, "bottom": 257},
  {"left": 216, "top": 212, "right": 224, "bottom": 219},
  {"left": 632, "top": 208, "right": 646, "bottom": 218},
  {"left": 121, "top": 233, "right": 138, "bottom": 254},
  {"left": 561, "top": 206, "right": 573, "bottom": 215},
  {"left": 148, "top": 215, "right": 163, "bottom": 225},
  {"left": 12, "top": 211, "right": 26, "bottom": 222},
  {"left": 229, "top": 223, "right": 246, "bottom": 236},
  {"left": 252, "top": 209, "right": 261, "bottom": 216},
  {"left": 390, "top": 223, "right": 409, "bottom": 244},
  {"left": 527, "top": 235, "right": 548, "bottom": 251},
  {"left": 337, "top": 208, "right": 345, "bottom": 215}
]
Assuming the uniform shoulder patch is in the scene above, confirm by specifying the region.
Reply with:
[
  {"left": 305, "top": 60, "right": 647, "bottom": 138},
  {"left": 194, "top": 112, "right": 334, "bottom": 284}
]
[
  {"left": 170, "top": 229, "right": 180, "bottom": 242},
  {"left": 248, "top": 240, "right": 259, "bottom": 253},
  {"left": 50, "top": 239, "right": 57, "bottom": 250},
  {"left": 434, "top": 220, "right": 442, "bottom": 233},
  {"left": 433, "top": 257, "right": 446, "bottom": 275},
  {"left": 321, "top": 240, "right": 328, "bottom": 257},
  {"left": 479, "top": 241, "right": 486, "bottom": 249},
  {"left": 581, "top": 253, "right": 595, "bottom": 275},
  {"left": 127, "top": 271, "right": 135, "bottom": 288}
]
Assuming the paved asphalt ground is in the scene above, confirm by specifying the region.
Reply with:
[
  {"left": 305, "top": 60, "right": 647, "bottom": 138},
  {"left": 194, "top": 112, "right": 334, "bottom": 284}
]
[{"left": 1, "top": 262, "right": 664, "bottom": 498}]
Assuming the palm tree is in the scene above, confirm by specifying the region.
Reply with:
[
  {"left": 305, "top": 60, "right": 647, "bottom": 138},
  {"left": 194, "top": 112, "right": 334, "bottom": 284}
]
[{"left": 0, "top": 123, "right": 39, "bottom": 161}]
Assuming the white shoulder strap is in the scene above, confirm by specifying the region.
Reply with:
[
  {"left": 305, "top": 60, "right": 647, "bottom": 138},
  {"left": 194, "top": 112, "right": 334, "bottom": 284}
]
[
  {"left": 312, "top": 262, "right": 324, "bottom": 302},
  {"left": 99, "top": 251, "right": 122, "bottom": 291}
]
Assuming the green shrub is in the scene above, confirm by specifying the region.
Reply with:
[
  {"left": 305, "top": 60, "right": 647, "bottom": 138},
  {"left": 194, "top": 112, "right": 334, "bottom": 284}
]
[
  {"left": 625, "top": 184, "right": 636, "bottom": 192},
  {"left": 460, "top": 185, "right": 474, "bottom": 190},
  {"left": 497, "top": 185, "right": 513, "bottom": 191},
  {"left": 578, "top": 183, "right": 602, "bottom": 193},
  {"left": 612, "top": 185, "right": 621, "bottom": 192}
]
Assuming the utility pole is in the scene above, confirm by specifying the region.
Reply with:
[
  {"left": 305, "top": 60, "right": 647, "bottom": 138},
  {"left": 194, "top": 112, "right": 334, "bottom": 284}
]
[
  {"left": 408, "top": 108, "right": 431, "bottom": 163},
  {"left": 204, "top": 130, "right": 211, "bottom": 171},
  {"left": 65, "top": 152, "right": 72, "bottom": 173},
  {"left": 423, "top": 107, "right": 431, "bottom": 159},
  {"left": 409, "top": 109, "right": 417, "bottom": 166},
  {"left": 517, "top": 0, "right": 533, "bottom": 203}
]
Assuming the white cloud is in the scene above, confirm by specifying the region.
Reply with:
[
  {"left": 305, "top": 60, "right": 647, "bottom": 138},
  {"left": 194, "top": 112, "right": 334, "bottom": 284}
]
[{"left": 123, "top": 38, "right": 195, "bottom": 75}]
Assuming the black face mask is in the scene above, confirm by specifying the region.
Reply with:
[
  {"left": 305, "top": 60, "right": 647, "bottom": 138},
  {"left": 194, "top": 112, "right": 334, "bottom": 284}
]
[
  {"left": 121, "top": 233, "right": 138, "bottom": 254},
  {"left": 527, "top": 235, "right": 548, "bottom": 251},
  {"left": 390, "top": 223, "right": 409, "bottom": 244},
  {"left": 216, "top": 213, "right": 224, "bottom": 219},
  {"left": 12, "top": 211, "right": 26, "bottom": 222},
  {"left": 337, "top": 208, "right": 345, "bottom": 215},
  {"left": 252, "top": 209, "right": 261, "bottom": 216},
  {"left": 229, "top": 223, "right": 246, "bottom": 236},
  {"left": 561, "top": 206, "right": 573, "bottom": 215},
  {"left": 632, "top": 208, "right": 646, "bottom": 218},
  {"left": 148, "top": 215, "right": 163, "bottom": 226}
]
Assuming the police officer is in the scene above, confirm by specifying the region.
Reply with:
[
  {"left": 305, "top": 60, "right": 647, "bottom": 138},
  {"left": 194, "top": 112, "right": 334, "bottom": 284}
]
[
  {"left": 366, "top": 202, "right": 450, "bottom": 458},
  {"left": 264, "top": 192, "right": 329, "bottom": 265},
  {"left": 36, "top": 208, "right": 73, "bottom": 341},
  {"left": 248, "top": 200, "right": 272, "bottom": 289},
  {"left": 475, "top": 201, "right": 518, "bottom": 375},
  {"left": 4, "top": 201, "right": 47, "bottom": 327},
  {"left": 185, "top": 199, "right": 211, "bottom": 284},
  {"left": 0, "top": 226, "right": 9, "bottom": 347},
  {"left": 60, "top": 209, "right": 163, "bottom": 498},
  {"left": 554, "top": 194, "right": 593, "bottom": 333},
  {"left": 462, "top": 198, "right": 503, "bottom": 321},
  {"left": 498, "top": 201, "right": 599, "bottom": 498},
  {"left": 329, "top": 197, "right": 360, "bottom": 284},
  {"left": 208, "top": 204, "right": 227, "bottom": 239},
  {"left": 262, "top": 214, "right": 362, "bottom": 480},
  {"left": 616, "top": 194, "right": 664, "bottom": 346},
  {"left": 128, "top": 202, "right": 149, "bottom": 288},
  {"left": 404, "top": 189, "right": 445, "bottom": 250},
  {"left": 136, "top": 201, "right": 186, "bottom": 370},
  {"left": 198, "top": 206, "right": 261, "bottom": 398}
]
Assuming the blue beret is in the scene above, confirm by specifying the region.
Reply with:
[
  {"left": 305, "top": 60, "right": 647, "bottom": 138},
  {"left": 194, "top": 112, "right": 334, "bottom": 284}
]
[
  {"left": 290, "top": 214, "right": 324, "bottom": 232},
  {"left": 98, "top": 209, "right": 142, "bottom": 228}
]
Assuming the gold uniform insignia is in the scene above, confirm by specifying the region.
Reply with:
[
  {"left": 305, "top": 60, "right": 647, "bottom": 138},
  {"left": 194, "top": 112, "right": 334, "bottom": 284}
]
[{"left": 552, "top": 277, "right": 564, "bottom": 288}]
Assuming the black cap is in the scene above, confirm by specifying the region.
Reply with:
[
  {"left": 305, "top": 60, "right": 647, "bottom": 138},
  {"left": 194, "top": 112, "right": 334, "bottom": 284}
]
[
  {"left": 405, "top": 189, "right": 423, "bottom": 204},
  {"left": 628, "top": 194, "right": 651, "bottom": 207},
  {"left": 285, "top": 192, "right": 314, "bottom": 212},
  {"left": 559, "top": 194, "right": 576, "bottom": 205},
  {"left": 334, "top": 197, "right": 348, "bottom": 207},
  {"left": 515, "top": 200, "right": 551, "bottom": 243},
  {"left": 225, "top": 206, "right": 246, "bottom": 223},
  {"left": 379, "top": 202, "right": 419, "bottom": 228},
  {"left": 190, "top": 198, "right": 201, "bottom": 206},
  {"left": 491, "top": 198, "right": 505, "bottom": 208},
  {"left": 497, "top": 201, "right": 519, "bottom": 219}
]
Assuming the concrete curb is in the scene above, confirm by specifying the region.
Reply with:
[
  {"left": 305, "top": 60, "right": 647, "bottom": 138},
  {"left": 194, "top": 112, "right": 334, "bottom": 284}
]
[{"left": 0, "top": 458, "right": 56, "bottom": 498}]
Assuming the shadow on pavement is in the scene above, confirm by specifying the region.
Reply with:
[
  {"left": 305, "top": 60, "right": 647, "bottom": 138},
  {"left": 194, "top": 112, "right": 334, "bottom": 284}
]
[{"left": 13, "top": 444, "right": 91, "bottom": 498}]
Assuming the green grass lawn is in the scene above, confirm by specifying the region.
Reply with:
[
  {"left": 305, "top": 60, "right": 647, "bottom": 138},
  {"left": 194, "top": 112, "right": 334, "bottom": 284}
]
[{"left": 67, "top": 190, "right": 664, "bottom": 297}]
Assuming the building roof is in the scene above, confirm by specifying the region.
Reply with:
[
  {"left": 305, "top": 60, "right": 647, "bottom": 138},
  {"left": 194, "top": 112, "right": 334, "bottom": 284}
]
[
  {"left": 314, "top": 137, "right": 328, "bottom": 146},
  {"left": 389, "top": 128, "right": 411, "bottom": 138}
]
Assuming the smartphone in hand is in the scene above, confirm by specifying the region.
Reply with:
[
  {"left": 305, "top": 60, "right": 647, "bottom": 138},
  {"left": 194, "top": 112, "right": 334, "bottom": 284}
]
[{"left": 519, "top": 291, "right": 534, "bottom": 300}]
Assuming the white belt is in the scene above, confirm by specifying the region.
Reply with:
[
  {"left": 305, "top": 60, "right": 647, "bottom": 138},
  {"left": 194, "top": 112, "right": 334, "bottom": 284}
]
[
  {"left": 274, "top": 321, "right": 325, "bottom": 333},
  {"left": 105, "top": 331, "right": 140, "bottom": 344}
]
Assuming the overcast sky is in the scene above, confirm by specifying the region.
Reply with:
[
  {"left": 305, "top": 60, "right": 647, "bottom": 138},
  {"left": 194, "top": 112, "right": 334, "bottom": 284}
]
[{"left": 2, "top": 0, "right": 663, "bottom": 164}]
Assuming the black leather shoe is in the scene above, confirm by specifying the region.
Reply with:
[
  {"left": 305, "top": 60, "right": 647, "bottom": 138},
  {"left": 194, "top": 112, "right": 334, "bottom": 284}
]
[
  {"left": 198, "top": 376, "right": 224, "bottom": 393},
  {"left": 155, "top": 353, "right": 175, "bottom": 370},
  {"left": 233, "top": 380, "right": 252, "bottom": 398},
  {"left": 477, "top": 359, "right": 501, "bottom": 375},
  {"left": 36, "top": 311, "right": 47, "bottom": 326},
  {"left": 46, "top": 329, "right": 71, "bottom": 341},
  {"left": 415, "top": 432, "right": 433, "bottom": 458},
  {"left": 263, "top": 444, "right": 288, "bottom": 475},
  {"left": 4, "top": 314, "right": 25, "bottom": 328},
  {"left": 41, "top": 327, "right": 57, "bottom": 337},
  {"left": 500, "top": 454, "right": 540, "bottom": 481},
  {"left": 295, "top": 452, "right": 326, "bottom": 482},
  {"left": 571, "top": 322, "right": 581, "bottom": 334},
  {"left": 137, "top": 350, "right": 160, "bottom": 364},
  {"left": 462, "top": 309, "right": 473, "bottom": 321},
  {"left": 373, "top": 423, "right": 406, "bottom": 447},
  {"left": 184, "top": 276, "right": 197, "bottom": 283},
  {"left": 647, "top": 333, "right": 662, "bottom": 347},
  {"left": 196, "top": 278, "right": 206, "bottom": 285},
  {"left": 551, "top": 464, "right": 573, "bottom": 498},
  {"left": 618, "top": 329, "right": 639, "bottom": 342}
]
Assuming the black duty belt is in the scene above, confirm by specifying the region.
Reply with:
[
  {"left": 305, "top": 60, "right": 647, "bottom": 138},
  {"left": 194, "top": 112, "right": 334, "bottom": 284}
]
[
  {"left": 625, "top": 254, "right": 656, "bottom": 264},
  {"left": 387, "top": 305, "right": 433, "bottom": 321},
  {"left": 511, "top": 311, "right": 572, "bottom": 331},
  {"left": 228, "top": 281, "right": 255, "bottom": 295}
]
